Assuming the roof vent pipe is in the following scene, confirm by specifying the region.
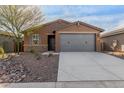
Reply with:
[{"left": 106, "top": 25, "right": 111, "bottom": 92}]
[{"left": 77, "top": 21, "right": 80, "bottom": 26}]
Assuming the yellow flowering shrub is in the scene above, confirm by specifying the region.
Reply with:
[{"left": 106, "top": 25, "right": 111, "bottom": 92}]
[{"left": 0, "top": 47, "right": 5, "bottom": 59}]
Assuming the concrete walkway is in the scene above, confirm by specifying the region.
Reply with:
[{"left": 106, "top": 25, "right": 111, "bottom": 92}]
[
  {"left": 1, "top": 81, "right": 124, "bottom": 88},
  {"left": 58, "top": 52, "right": 124, "bottom": 81}
]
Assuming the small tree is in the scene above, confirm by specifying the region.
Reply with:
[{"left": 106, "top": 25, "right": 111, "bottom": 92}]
[{"left": 0, "top": 5, "right": 44, "bottom": 54}]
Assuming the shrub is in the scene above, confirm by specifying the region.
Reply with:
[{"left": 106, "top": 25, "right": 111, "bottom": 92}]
[
  {"left": 35, "top": 52, "right": 41, "bottom": 60},
  {"left": 48, "top": 53, "right": 53, "bottom": 57},
  {"left": 0, "top": 46, "right": 5, "bottom": 59},
  {"left": 29, "top": 48, "right": 41, "bottom": 60},
  {"left": 30, "top": 48, "right": 35, "bottom": 53}
]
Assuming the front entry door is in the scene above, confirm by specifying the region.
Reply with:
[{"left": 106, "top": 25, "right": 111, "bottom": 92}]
[{"left": 48, "top": 35, "right": 55, "bottom": 51}]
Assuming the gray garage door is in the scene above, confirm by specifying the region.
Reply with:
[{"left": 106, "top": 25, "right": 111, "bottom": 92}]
[{"left": 60, "top": 34, "right": 95, "bottom": 52}]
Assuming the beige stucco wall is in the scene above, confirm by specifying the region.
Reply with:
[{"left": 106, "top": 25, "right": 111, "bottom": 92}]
[{"left": 101, "top": 33, "right": 124, "bottom": 51}]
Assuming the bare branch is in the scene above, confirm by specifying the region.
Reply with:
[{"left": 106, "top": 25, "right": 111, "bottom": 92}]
[{"left": 0, "top": 5, "right": 44, "bottom": 54}]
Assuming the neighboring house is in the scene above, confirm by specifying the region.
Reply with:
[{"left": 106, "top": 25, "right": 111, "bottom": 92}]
[
  {"left": 23, "top": 19, "right": 104, "bottom": 52},
  {"left": 101, "top": 28, "right": 124, "bottom": 51},
  {"left": 0, "top": 31, "right": 15, "bottom": 52}
]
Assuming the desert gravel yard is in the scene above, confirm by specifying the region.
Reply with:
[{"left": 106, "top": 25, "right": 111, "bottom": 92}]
[
  {"left": 21, "top": 53, "right": 59, "bottom": 82},
  {"left": 0, "top": 52, "right": 59, "bottom": 83}
]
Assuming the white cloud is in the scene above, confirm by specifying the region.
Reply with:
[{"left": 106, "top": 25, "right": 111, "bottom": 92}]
[
  {"left": 114, "top": 20, "right": 124, "bottom": 30},
  {"left": 61, "top": 13, "right": 124, "bottom": 31},
  {"left": 62, "top": 6, "right": 110, "bottom": 15},
  {"left": 44, "top": 13, "right": 124, "bottom": 31},
  {"left": 42, "top": 6, "right": 124, "bottom": 31}
]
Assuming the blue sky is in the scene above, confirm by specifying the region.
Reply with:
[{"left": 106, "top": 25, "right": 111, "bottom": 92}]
[{"left": 41, "top": 5, "right": 124, "bottom": 31}]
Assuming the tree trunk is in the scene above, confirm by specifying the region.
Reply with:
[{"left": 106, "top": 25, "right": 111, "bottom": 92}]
[{"left": 16, "top": 39, "right": 20, "bottom": 55}]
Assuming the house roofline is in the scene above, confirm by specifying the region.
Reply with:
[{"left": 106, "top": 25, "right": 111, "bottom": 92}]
[
  {"left": 22, "top": 19, "right": 71, "bottom": 33},
  {"left": 22, "top": 19, "right": 104, "bottom": 34},
  {"left": 56, "top": 21, "right": 104, "bottom": 32},
  {"left": 0, "top": 31, "right": 14, "bottom": 37},
  {"left": 101, "top": 27, "right": 124, "bottom": 38},
  {"left": 75, "top": 21, "right": 104, "bottom": 32}
]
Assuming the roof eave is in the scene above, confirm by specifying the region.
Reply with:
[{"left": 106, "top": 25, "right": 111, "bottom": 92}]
[
  {"left": 22, "top": 19, "right": 71, "bottom": 34},
  {"left": 77, "top": 21, "right": 104, "bottom": 32},
  {"left": 101, "top": 28, "right": 124, "bottom": 38},
  {"left": 56, "top": 21, "right": 104, "bottom": 32}
]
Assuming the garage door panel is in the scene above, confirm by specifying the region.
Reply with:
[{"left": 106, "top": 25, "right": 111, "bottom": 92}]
[{"left": 60, "top": 34, "right": 95, "bottom": 52}]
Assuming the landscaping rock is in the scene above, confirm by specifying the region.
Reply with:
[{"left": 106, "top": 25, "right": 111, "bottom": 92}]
[
  {"left": 21, "top": 75, "right": 26, "bottom": 78},
  {"left": 16, "top": 78, "right": 22, "bottom": 82},
  {"left": 0, "top": 52, "right": 59, "bottom": 82},
  {"left": 0, "top": 79, "right": 3, "bottom": 83},
  {"left": 0, "top": 59, "right": 27, "bottom": 83},
  {"left": 37, "top": 77, "right": 42, "bottom": 80}
]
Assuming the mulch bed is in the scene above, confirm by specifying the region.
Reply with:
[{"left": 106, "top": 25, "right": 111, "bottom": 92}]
[{"left": 0, "top": 52, "right": 59, "bottom": 83}]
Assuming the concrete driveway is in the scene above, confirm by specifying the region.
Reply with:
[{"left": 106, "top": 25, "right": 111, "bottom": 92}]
[{"left": 57, "top": 52, "right": 124, "bottom": 81}]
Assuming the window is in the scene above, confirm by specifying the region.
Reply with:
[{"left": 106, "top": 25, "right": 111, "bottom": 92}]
[{"left": 32, "top": 34, "right": 40, "bottom": 45}]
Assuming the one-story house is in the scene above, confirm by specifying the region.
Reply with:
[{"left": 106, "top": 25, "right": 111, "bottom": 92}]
[
  {"left": 0, "top": 31, "right": 15, "bottom": 52},
  {"left": 23, "top": 19, "right": 104, "bottom": 52},
  {"left": 101, "top": 28, "right": 124, "bottom": 51}
]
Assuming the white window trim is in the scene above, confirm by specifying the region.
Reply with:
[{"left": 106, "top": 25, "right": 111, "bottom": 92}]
[{"left": 32, "top": 34, "right": 40, "bottom": 45}]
